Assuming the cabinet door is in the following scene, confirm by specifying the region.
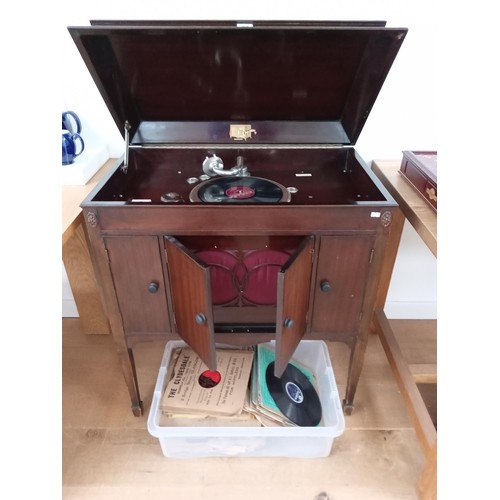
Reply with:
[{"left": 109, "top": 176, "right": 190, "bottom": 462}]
[
  {"left": 105, "top": 236, "right": 171, "bottom": 334},
  {"left": 274, "top": 235, "right": 314, "bottom": 377},
  {"left": 311, "top": 235, "right": 374, "bottom": 334},
  {"left": 165, "top": 236, "right": 216, "bottom": 370}
]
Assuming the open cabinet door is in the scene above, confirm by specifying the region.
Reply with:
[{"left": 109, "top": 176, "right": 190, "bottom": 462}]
[
  {"left": 165, "top": 236, "right": 216, "bottom": 370},
  {"left": 274, "top": 235, "right": 314, "bottom": 377}
]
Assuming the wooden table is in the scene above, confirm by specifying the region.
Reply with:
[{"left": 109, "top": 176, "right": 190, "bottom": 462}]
[
  {"left": 62, "top": 158, "right": 117, "bottom": 334},
  {"left": 372, "top": 160, "right": 436, "bottom": 258},
  {"left": 371, "top": 159, "right": 437, "bottom": 499}
]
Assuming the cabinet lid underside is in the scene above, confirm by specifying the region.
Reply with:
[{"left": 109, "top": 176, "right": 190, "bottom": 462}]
[{"left": 68, "top": 21, "right": 406, "bottom": 145}]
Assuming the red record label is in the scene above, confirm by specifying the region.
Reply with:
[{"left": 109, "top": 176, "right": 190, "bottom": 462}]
[
  {"left": 198, "top": 370, "right": 221, "bottom": 388},
  {"left": 225, "top": 186, "right": 255, "bottom": 199}
]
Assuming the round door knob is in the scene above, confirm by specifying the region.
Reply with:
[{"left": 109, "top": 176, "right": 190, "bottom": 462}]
[
  {"left": 320, "top": 280, "right": 332, "bottom": 292},
  {"left": 195, "top": 313, "right": 207, "bottom": 325},
  {"left": 148, "top": 281, "right": 159, "bottom": 293},
  {"left": 283, "top": 318, "right": 294, "bottom": 329}
]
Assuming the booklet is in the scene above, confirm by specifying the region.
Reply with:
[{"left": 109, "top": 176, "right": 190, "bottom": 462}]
[{"left": 160, "top": 347, "right": 254, "bottom": 417}]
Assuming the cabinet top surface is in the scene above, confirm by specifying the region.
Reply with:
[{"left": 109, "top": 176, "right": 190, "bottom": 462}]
[{"left": 85, "top": 148, "right": 396, "bottom": 208}]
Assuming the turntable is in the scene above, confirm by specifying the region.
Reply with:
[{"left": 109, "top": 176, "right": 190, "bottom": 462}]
[
  {"left": 190, "top": 176, "right": 291, "bottom": 203},
  {"left": 69, "top": 20, "right": 407, "bottom": 416},
  {"left": 189, "top": 153, "right": 291, "bottom": 203}
]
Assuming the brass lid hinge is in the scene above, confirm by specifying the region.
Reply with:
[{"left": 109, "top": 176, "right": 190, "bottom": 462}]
[{"left": 121, "top": 121, "right": 132, "bottom": 173}]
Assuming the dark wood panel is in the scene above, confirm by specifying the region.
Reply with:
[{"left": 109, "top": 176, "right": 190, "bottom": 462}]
[
  {"left": 89, "top": 147, "right": 390, "bottom": 206},
  {"left": 96, "top": 205, "right": 386, "bottom": 234},
  {"left": 164, "top": 236, "right": 216, "bottom": 370},
  {"left": 69, "top": 24, "right": 405, "bottom": 144},
  {"left": 105, "top": 236, "right": 171, "bottom": 334},
  {"left": 311, "top": 235, "right": 374, "bottom": 334},
  {"left": 400, "top": 157, "right": 437, "bottom": 212},
  {"left": 275, "top": 236, "right": 315, "bottom": 376}
]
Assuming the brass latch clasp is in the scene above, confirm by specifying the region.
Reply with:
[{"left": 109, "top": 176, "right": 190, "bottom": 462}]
[{"left": 229, "top": 124, "right": 257, "bottom": 141}]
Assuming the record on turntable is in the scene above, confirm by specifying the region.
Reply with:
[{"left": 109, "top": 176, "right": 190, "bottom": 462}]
[
  {"left": 189, "top": 176, "right": 291, "bottom": 203},
  {"left": 265, "top": 361, "right": 322, "bottom": 427}
]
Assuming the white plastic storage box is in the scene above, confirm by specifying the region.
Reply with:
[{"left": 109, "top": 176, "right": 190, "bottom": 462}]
[{"left": 147, "top": 340, "right": 345, "bottom": 458}]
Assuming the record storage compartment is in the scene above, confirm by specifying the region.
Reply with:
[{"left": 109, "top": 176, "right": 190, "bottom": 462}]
[{"left": 147, "top": 340, "right": 345, "bottom": 458}]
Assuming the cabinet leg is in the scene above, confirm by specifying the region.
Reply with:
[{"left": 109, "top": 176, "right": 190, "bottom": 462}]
[
  {"left": 117, "top": 347, "right": 143, "bottom": 417},
  {"left": 342, "top": 401, "right": 355, "bottom": 416},
  {"left": 131, "top": 401, "right": 144, "bottom": 417},
  {"left": 342, "top": 337, "right": 368, "bottom": 415}
]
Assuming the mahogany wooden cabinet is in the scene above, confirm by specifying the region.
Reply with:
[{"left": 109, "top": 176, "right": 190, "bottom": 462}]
[
  {"left": 82, "top": 152, "right": 402, "bottom": 417},
  {"left": 70, "top": 21, "right": 407, "bottom": 417}
]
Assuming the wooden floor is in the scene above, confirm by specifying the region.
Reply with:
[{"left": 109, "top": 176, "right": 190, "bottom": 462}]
[{"left": 62, "top": 318, "right": 436, "bottom": 500}]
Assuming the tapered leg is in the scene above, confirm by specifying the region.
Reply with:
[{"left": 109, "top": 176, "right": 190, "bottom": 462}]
[
  {"left": 117, "top": 347, "right": 143, "bottom": 416},
  {"left": 342, "top": 336, "right": 368, "bottom": 415}
]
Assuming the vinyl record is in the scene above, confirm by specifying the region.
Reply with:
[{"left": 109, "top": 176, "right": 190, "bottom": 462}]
[
  {"left": 196, "top": 176, "right": 284, "bottom": 203},
  {"left": 265, "top": 361, "right": 322, "bottom": 426}
]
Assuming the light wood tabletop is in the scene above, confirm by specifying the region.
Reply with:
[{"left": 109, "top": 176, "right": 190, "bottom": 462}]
[
  {"left": 371, "top": 160, "right": 437, "bottom": 257},
  {"left": 62, "top": 158, "right": 117, "bottom": 335},
  {"left": 62, "top": 158, "right": 117, "bottom": 246}
]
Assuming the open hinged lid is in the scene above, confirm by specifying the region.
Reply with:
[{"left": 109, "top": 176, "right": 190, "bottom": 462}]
[{"left": 68, "top": 21, "right": 406, "bottom": 146}]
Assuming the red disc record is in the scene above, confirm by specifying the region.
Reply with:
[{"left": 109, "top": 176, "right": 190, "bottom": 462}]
[{"left": 225, "top": 185, "right": 256, "bottom": 199}]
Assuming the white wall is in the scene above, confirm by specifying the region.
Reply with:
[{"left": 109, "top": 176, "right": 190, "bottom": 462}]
[{"left": 61, "top": 0, "right": 437, "bottom": 319}]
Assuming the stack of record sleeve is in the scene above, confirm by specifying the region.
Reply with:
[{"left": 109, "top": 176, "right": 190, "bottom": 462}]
[{"left": 244, "top": 344, "right": 323, "bottom": 427}]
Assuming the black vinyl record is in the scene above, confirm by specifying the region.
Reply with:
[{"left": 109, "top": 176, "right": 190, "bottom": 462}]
[
  {"left": 197, "top": 176, "right": 284, "bottom": 203},
  {"left": 265, "top": 361, "right": 322, "bottom": 426}
]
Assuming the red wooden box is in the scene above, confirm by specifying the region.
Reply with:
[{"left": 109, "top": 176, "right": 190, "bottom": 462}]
[{"left": 400, "top": 151, "right": 437, "bottom": 211}]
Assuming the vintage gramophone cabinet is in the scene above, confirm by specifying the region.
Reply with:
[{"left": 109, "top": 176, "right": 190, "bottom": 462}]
[{"left": 68, "top": 20, "right": 407, "bottom": 416}]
